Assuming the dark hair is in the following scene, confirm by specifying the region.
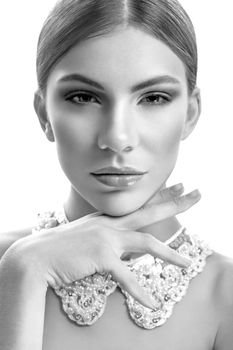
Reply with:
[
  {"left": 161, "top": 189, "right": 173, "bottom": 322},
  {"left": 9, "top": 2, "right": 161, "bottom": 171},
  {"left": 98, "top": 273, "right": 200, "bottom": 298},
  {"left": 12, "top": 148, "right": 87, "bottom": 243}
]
[{"left": 36, "top": 0, "right": 197, "bottom": 96}]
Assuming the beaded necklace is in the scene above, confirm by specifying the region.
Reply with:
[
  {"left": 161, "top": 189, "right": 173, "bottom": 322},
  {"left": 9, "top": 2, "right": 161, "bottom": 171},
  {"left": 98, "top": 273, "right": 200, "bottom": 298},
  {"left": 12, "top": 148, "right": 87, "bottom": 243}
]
[{"left": 32, "top": 206, "right": 212, "bottom": 329}]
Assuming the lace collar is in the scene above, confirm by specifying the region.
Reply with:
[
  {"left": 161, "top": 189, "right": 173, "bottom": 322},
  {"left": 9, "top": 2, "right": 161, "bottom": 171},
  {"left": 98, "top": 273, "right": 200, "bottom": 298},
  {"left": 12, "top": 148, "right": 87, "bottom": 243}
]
[{"left": 32, "top": 206, "right": 213, "bottom": 330}]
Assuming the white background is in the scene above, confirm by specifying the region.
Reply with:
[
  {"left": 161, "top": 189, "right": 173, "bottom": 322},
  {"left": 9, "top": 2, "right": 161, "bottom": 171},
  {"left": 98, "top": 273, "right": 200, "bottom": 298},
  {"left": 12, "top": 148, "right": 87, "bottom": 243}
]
[{"left": 0, "top": 1, "right": 232, "bottom": 257}]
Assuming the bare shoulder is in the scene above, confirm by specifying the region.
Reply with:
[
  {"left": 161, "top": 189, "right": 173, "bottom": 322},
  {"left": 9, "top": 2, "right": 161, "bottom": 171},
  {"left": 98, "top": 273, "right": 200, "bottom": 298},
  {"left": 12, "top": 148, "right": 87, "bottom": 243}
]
[
  {"left": 206, "top": 250, "right": 233, "bottom": 274},
  {"left": 0, "top": 226, "right": 34, "bottom": 259},
  {"left": 0, "top": 226, "right": 34, "bottom": 239},
  {"left": 195, "top": 250, "right": 233, "bottom": 310},
  {"left": 207, "top": 251, "right": 233, "bottom": 301},
  {"left": 205, "top": 251, "right": 233, "bottom": 350}
]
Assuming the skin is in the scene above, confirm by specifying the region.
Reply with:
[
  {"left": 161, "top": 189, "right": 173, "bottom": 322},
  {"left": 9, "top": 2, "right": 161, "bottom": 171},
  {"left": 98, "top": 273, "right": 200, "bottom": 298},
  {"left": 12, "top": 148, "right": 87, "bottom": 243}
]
[
  {"left": 1, "top": 25, "right": 231, "bottom": 350},
  {"left": 34, "top": 25, "right": 201, "bottom": 243}
]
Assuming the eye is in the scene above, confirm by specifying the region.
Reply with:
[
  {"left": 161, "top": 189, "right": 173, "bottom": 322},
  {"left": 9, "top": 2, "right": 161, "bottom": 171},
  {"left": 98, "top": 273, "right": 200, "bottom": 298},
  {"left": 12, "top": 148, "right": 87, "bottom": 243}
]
[
  {"left": 64, "top": 91, "right": 100, "bottom": 105},
  {"left": 140, "top": 92, "right": 171, "bottom": 106}
]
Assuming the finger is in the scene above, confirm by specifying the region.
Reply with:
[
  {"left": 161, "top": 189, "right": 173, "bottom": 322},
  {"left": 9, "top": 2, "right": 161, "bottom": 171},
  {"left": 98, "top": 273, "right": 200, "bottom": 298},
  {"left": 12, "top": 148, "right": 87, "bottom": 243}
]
[
  {"left": 139, "top": 183, "right": 185, "bottom": 208},
  {"left": 115, "top": 189, "right": 201, "bottom": 231},
  {"left": 99, "top": 183, "right": 184, "bottom": 226},
  {"left": 99, "top": 183, "right": 184, "bottom": 228},
  {"left": 150, "top": 183, "right": 184, "bottom": 205},
  {"left": 108, "top": 255, "right": 157, "bottom": 310},
  {"left": 120, "top": 230, "right": 191, "bottom": 268}
]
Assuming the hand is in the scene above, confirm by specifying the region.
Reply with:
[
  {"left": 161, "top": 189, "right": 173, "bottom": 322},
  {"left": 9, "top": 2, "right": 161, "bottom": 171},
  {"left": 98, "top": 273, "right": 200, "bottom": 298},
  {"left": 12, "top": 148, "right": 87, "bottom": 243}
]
[{"left": 9, "top": 183, "right": 201, "bottom": 310}]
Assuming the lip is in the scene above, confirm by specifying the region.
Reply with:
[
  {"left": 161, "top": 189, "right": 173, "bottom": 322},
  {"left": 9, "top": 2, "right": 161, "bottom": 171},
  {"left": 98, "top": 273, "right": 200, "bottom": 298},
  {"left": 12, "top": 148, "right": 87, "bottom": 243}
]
[
  {"left": 91, "top": 173, "right": 145, "bottom": 187},
  {"left": 91, "top": 166, "right": 147, "bottom": 175}
]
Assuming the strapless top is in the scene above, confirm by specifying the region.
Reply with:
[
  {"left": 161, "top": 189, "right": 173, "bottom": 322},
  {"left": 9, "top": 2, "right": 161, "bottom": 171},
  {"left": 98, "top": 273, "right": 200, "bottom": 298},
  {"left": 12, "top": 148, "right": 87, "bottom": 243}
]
[{"left": 32, "top": 206, "right": 213, "bottom": 330}]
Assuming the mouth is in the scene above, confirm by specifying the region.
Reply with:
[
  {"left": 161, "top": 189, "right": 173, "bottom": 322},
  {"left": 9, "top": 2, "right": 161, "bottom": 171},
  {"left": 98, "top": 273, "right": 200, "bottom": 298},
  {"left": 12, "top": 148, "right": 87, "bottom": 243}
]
[
  {"left": 92, "top": 166, "right": 147, "bottom": 175},
  {"left": 91, "top": 166, "right": 148, "bottom": 187}
]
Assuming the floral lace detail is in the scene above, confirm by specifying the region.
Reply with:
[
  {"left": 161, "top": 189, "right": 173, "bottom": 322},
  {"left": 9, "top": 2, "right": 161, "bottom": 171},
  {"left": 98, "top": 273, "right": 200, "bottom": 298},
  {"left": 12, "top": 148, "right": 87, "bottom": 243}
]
[
  {"left": 32, "top": 207, "right": 213, "bottom": 329},
  {"left": 54, "top": 273, "right": 117, "bottom": 325},
  {"left": 121, "top": 231, "right": 212, "bottom": 329}
]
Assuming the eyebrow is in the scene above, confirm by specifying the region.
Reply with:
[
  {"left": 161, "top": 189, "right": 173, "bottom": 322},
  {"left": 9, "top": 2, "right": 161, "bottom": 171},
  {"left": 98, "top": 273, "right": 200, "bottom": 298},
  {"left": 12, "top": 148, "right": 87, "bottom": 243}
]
[{"left": 57, "top": 73, "right": 181, "bottom": 93}]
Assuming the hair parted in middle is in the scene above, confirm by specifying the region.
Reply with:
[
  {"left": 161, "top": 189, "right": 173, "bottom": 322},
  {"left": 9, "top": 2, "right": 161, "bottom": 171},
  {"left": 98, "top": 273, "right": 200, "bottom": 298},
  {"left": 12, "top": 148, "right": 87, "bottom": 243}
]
[{"left": 36, "top": 0, "right": 197, "bottom": 96}]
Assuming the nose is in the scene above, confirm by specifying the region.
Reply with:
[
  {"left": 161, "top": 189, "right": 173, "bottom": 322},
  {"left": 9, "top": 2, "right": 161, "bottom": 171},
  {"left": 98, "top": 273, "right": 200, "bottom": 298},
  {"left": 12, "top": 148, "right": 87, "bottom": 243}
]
[{"left": 97, "top": 104, "right": 139, "bottom": 153}]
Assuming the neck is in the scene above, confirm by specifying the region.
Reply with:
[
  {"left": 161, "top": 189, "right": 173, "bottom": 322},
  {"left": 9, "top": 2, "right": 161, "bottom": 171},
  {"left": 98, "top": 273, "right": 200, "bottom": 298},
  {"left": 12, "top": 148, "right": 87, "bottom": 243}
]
[
  {"left": 63, "top": 185, "right": 182, "bottom": 245},
  {"left": 64, "top": 186, "right": 97, "bottom": 220}
]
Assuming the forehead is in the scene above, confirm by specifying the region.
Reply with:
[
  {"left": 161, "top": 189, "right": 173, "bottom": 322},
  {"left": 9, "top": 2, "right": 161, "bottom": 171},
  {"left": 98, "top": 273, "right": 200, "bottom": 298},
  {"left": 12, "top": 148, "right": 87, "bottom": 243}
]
[{"left": 47, "top": 26, "right": 187, "bottom": 92}]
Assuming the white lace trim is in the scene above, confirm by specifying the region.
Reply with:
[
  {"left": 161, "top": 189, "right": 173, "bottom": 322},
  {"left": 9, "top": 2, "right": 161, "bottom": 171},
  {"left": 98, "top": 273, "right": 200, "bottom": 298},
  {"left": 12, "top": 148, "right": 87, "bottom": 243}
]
[
  {"left": 120, "top": 231, "right": 212, "bottom": 329},
  {"left": 32, "top": 206, "right": 213, "bottom": 329}
]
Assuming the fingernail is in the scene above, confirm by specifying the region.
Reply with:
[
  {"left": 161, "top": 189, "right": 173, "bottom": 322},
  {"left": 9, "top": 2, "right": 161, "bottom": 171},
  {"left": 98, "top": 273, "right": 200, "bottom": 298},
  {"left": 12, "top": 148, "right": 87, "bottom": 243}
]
[
  {"left": 171, "top": 183, "right": 183, "bottom": 193},
  {"left": 183, "top": 257, "right": 192, "bottom": 267},
  {"left": 148, "top": 297, "right": 158, "bottom": 311},
  {"left": 189, "top": 189, "right": 201, "bottom": 198}
]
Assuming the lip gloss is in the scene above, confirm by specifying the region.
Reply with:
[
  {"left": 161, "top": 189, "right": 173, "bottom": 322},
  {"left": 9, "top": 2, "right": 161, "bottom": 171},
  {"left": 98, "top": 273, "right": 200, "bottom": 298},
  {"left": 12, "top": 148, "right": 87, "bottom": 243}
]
[{"left": 91, "top": 174, "right": 144, "bottom": 187}]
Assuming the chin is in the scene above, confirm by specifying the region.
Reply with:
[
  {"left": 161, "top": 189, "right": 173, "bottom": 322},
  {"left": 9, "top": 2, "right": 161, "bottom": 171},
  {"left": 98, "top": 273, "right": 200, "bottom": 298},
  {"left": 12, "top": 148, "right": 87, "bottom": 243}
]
[
  {"left": 102, "top": 207, "right": 136, "bottom": 217},
  {"left": 102, "top": 208, "right": 138, "bottom": 217},
  {"left": 91, "top": 196, "right": 144, "bottom": 217},
  {"left": 84, "top": 181, "right": 162, "bottom": 217}
]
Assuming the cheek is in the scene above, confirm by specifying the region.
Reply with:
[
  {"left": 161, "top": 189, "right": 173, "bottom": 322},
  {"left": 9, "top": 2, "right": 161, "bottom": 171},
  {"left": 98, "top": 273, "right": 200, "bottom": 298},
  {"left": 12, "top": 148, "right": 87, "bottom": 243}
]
[
  {"left": 49, "top": 113, "right": 98, "bottom": 176},
  {"left": 52, "top": 115, "right": 94, "bottom": 153},
  {"left": 143, "top": 113, "right": 185, "bottom": 158},
  {"left": 46, "top": 92, "right": 97, "bottom": 155},
  {"left": 162, "top": 121, "right": 183, "bottom": 154}
]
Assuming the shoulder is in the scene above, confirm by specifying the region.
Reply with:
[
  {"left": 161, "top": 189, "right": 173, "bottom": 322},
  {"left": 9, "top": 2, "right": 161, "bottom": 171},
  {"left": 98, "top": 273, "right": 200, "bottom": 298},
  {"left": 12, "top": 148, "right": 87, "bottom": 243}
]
[
  {"left": 207, "top": 250, "right": 233, "bottom": 276},
  {"left": 0, "top": 226, "right": 34, "bottom": 259},
  {"left": 203, "top": 250, "right": 233, "bottom": 305},
  {"left": 0, "top": 226, "right": 34, "bottom": 239},
  {"left": 208, "top": 251, "right": 233, "bottom": 301},
  {"left": 194, "top": 250, "right": 233, "bottom": 308},
  {"left": 207, "top": 251, "right": 233, "bottom": 350}
]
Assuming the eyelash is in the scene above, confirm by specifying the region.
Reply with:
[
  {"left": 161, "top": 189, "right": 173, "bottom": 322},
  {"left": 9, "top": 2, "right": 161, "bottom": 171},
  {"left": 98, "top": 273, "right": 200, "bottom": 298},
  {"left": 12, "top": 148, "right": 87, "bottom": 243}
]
[{"left": 64, "top": 90, "right": 172, "bottom": 106}]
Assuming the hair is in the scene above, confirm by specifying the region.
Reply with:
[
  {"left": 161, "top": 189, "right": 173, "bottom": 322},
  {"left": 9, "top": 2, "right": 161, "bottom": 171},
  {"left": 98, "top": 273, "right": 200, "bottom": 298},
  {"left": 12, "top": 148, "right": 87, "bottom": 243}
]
[{"left": 36, "top": 0, "right": 197, "bottom": 97}]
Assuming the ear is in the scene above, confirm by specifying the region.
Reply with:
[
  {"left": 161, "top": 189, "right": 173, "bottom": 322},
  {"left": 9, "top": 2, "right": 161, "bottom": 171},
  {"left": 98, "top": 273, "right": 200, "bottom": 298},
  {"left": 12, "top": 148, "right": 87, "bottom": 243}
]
[
  {"left": 33, "top": 90, "right": 55, "bottom": 142},
  {"left": 181, "top": 87, "right": 201, "bottom": 141}
]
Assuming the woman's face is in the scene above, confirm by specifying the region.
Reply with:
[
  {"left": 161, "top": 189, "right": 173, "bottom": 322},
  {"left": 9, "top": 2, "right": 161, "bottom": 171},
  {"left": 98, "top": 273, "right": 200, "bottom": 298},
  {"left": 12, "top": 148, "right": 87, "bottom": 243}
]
[{"left": 42, "top": 26, "right": 199, "bottom": 216}]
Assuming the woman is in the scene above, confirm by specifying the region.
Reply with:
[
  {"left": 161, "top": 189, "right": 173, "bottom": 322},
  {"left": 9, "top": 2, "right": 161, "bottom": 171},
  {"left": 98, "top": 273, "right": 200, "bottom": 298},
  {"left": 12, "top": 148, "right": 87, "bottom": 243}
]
[{"left": 0, "top": 0, "right": 232, "bottom": 349}]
